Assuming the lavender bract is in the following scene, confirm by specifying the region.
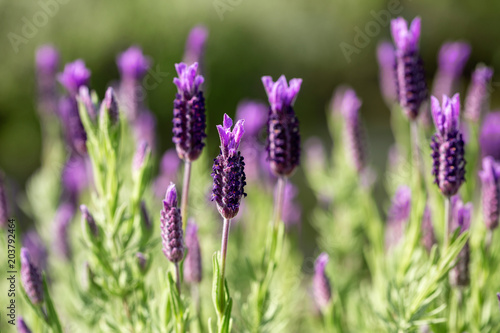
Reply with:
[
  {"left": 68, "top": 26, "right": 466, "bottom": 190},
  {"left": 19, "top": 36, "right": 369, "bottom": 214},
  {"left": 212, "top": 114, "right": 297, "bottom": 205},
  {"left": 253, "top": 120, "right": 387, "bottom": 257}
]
[
  {"left": 479, "top": 157, "right": 500, "bottom": 230},
  {"left": 262, "top": 75, "right": 302, "bottom": 176},
  {"left": 183, "top": 25, "right": 209, "bottom": 66},
  {"left": 432, "top": 42, "right": 471, "bottom": 100},
  {"left": 385, "top": 185, "right": 411, "bottom": 249},
  {"left": 464, "top": 65, "right": 494, "bottom": 122},
  {"left": 449, "top": 198, "right": 471, "bottom": 287},
  {"left": 211, "top": 114, "right": 247, "bottom": 219},
  {"left": 391, "top": 17, "right": 427, "bottom": 120},
  {"left": 58, "top": 59, "right": 91, "bottom": 96},
  {"left": 184, "top": 220, "right": 202, "bottom": 284},
  {"left": 20, "top": 248, "right": 44, "bottom": 305},
  {"left": 376, "top": 41, "right": 397, "bottom": 105},
  {"left": 480, "top": 111, "right": 500, "bottom": 162},
  {"left": 313, "top": 252, "right": 332, "bottom": 311},
  {"left": 36, "top": 45, "right": 60, "bottom": 115},
  {"left": 430, "top": 94, "right": 466, "bottom": 197},
  {"left": 172, "top": 62, "right": 206, "bottom": 161},
  {"left": 160, "top": 183, "right": 184, "bottom": 263}
]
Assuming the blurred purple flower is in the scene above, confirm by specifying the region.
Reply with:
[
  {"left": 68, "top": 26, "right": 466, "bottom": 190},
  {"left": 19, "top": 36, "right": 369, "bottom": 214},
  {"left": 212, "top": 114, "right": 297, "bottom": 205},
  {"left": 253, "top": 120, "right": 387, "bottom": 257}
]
[
  {"left": 449, "top": 198, "right": 471, "bottom": 287},
  {"left": 17, "top": 317, "right": 32, "bottom": 333},
  {"left": 313, "top": 253, "right": 332, "bottom": 311},
  {"left": 53, "top": 202, "right": 76, "bottom": 260},
  {"left": 465, "top": 65, "right": 494, "bottom": 122},
  {"left": 117, "top": 46, "right": 151, "bottom": 80},
  {"left": 133, "top": 141, "right": 150, "bottom": 172},
  {"left": 480, "top": 111, "right": 500, "bottom": 162},
  {"left": 184, "top": 219, "right": 202, "bottom": 284},
  {"left": 22, "top": 230, "right": 48, "bottom": 272},
  {"left": 136, "top": 252, "right": 148, "bottom": 272},
  {"left": 36, "top": 45, "right": 60, "bottom": 115},
  {"left": 58, "top": 96, "right": 87, "bottom": 155},
  {"left": 133, "top": 110, "right": 157, "bottom": 151},
  {"left": 99, "top": 87, "right": 119, "bottom": 126},
  {"left": 376, "top": 41, "right": 397, "bottom": 105},
  {"left": 58, "top": 59, "right": 91, "bottom": 96},
  {"left": 432, "top": 42, "right": 471, "bottom": 100},
  {"left": 236, "top": 100, "right": 268, "bottom": 139},
  {"left": 154, "top": 149, "right": 180, "bottom": 198},
  {"left": 62, "top": 155, "right": 89, "bottom": 202},
  {"left": 183, "top": 25, "right": 209, "bottom": 67},
  {"left": 385, "top": 185, "right": 411, "bottom": 249},
  {"left": 479, "top": 157, "right": 500, "bottom": 230}
]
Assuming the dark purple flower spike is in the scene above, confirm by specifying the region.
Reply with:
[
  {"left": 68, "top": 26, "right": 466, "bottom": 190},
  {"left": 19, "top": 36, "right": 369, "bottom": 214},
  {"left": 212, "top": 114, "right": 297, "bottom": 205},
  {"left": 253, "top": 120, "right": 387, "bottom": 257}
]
[
  {"left": 376, "top": 41, "right": 397, "bottom": 106},
  {"left": 20, "top": 248, "right": 44, "bottom": 305},
  {"left": 465, "top": 65, "right": 494, "bottom": 122},
  {"left": 449, "top": 199, "right": 471, "bottom": 287},
  {"left": 58, "top": 59, "right": 91, "bottom": 96},
  {"left": 161, "top": 183, "right": 184, "bottom": 263},
  {"left": 430, "top": 94, "right": 466, "bottom": 197},
  {"left": 211, "top": 114, "right": 247, "bottom": 219},
  {"left": 183, "top": 25, "right": 209, "bottom": 66},
  {"left": 172, "top": 62, "right": 206, "bottom": 161},
  {"left": 480, "top": 111, "right": 500, "bottom": 162},
  {"left": 184, "top": 220, "right": 202, "bottom": 284},
  {"left": 262, "top": 75, "right": 302, "bottom": 177},
  {"left": 479, "top": 157, "right": 500, "bottom": 230},
  {"left": 36, "top": 45, "right": 60, "bottom": 115},
  {"left": 385, "top": 185, "right": 411, "bottom": 249},
  {"left": 432, "top": 42, "right": 471, "bottom": 100},
  {"left": 391, "top": 17, "right": 427, "bottom": 120},
  {"left": 313, "top": 253, "right": 332, "bottom": 311}
]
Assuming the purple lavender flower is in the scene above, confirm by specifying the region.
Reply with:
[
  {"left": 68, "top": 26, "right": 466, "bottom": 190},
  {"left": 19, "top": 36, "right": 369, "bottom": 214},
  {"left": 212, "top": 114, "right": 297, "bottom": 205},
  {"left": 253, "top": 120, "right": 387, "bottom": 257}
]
[
  {"left": 100, "top": 87, "right": 119, "bottom": 125},
  {"left": 133, "top": 141, "right": 150, "bottom": 172},
  {"left": 183, "top": 25, "right": 209, "bottom": 66},
  {"left": 20, "top": 248, "right": 44, "bottom": 305},
  {"left": 480, "top": 111, "right": 500, "bottom": 162},
  {"left": 211, "top": 114, "right": 247, "bottom": 219},
  {"left": 464, "top": 65, "right": 494, "bottom": 122},
  {"left": 53, "top": 202, "right": 76, "bottom": 260},
  {"left": 262, "top": 75, "right": 302, "bottom": 176},
  {"left": 23, "top": 230, "right": 48, "bottom": 271},
  {"left": 17, "top": 317, "right": 32, "bottom": 333},
  {"left": 385, "top": 185, "right": 412, "bottom": 249},
  {"left": 172, "top": 62, "right": 206, "bottom": 161},
  {"left": 449, "top": 198, "right": 471, "bottom": 287},
  {"left": 184, "top": 220, "right": 202, "bottom": 284},
  {"left": 278, "top": 182, "right": 301, "bottom": 229},
  {"left": 236, "top": 100, "right": 268, "bottom": 139},
  {"left": 0, "top": 172, "right": 9, "bottom": 228},
  {"left": 78, "top": 86, "right": 98, "bottom": 120},
  {"left": 330, "top": 85, "right": 351, "bottom": 115},
  {"left": 432, "top": 42, "right": 471, "bottom": 100},
  {"left": 391, "top": 17, "right": 427, "bottom": 120},
  {"left": 313, "top": 253, "right": 332, "bottom": 311},
  {"left": 479, "top": 157, "right": 500, "bottom": 230},
  {"left": 161, "top": 183, "right": 184, "bottom": 263},
  {"left": 133, "top": 110, "right": 157, "bottom": 151},
  {"left": 58, "top": 96, "right": 87, "bottom": 155},
  {"left": 117, "top": 46, "right": 151, "bottom": 80},
  {"left": 421, "top": 205, "right": 436, "bottom": 253},
  {"left": 62, "top": 155, "right": 88, "bottom": 203},
  {"left": 36, "top": 45, "right": 60, "bottom": 115},
  {"left": 154, "top": 149, "right": 180, "bottom": 198},
  {"left": 80, "top": 205, "right": 98, "bottom": 237},
  {"left": 339, "top": 89, "right": 367, "bottom": 173},
  {"left": 376, "top": 41, "right": 397, "bottom": 105},
  {"left": 430, "top": 94, "right": 466, "bottom": 197},
  {"left": 58, "top": 60, "right": 91, "bottom": 96}
]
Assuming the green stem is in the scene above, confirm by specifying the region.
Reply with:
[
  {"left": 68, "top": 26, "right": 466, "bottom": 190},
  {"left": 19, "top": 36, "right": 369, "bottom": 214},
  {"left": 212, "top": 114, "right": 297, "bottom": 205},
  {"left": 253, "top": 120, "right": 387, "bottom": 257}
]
[
  {"left": 218, "top": 217, "right": 231, "bottom": 318},
  {"left": 175, "top": 262, "right": 181, "bottom": 294},
  {"left": 181, "top": 160, "right": 192, "bottom": 231},
  {"left": 270, "top": 177, "right": 286, "bottom": 259},
  {"left": 444, "top": 196, "right": 451, "bottom": 249}
]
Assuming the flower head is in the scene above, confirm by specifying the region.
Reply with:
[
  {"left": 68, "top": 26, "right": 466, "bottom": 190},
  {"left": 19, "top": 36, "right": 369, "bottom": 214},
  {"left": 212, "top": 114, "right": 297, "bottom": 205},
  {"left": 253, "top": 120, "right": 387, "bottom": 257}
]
[
  {"left": 480, "top": 111, "right": 500, "bottom": 162},
  {"left": 62, "top": 155, "right": 88, "bottom": 202},
  {"left": 20, "top": 248, "right": 44, "bottom": 305},
  {"left": 430, "top": 94, "right": 466, "bottom": 196},
  {"left": 36, "top": 45, "right": 59, "bottom": 74},
  {"left": 173, "top": 62, "right": 204, "bottom": 98},
  {"left": 432, "top": 42, "right": 471, "bottom": 100},
  {"left": 465, "top": 64, "right": 494, "bottom": 122},
  {"left": 58, "top": 96, "right": 87, "bottom": 155},
  {"left": 17, "top": 317, "right": 32, "bottom": 333},
  {"left": 262, "top": 75, "right": 302, "bottom": 113},
  {"left": 117, "top": 46, "right": 151, "bottom": 80},
  {"left": 58, "top": 60, "right": 91, "bottom": 96},
  {"left": 183, "top": 25, "right": 209, "bottom": 66},
  {"left": 161, "top": 183, "right": 184, "bottom": 263},
  {"left": 479, "top": 157, "right": 500, "bottom": 230},
  {"left": 184, "top": 220, "right": 202, "bottom": 284},
  {"left": 376, "top": 41, "right": 397, "bottom": 105},
  {"left": 22, "top": 230, "right": 48, "bottom": 271},
  {"left": 391, "top": 17, "right": 421, "bottom": 53},
  {"left": 36, "top": 45, "right": 60, "bottom": 115},
  {"left": 313, "top": 253, "right": 332, "bottom": 311},
  {"left": 211, "top": 114, "right": 247, "bottom": 219}
]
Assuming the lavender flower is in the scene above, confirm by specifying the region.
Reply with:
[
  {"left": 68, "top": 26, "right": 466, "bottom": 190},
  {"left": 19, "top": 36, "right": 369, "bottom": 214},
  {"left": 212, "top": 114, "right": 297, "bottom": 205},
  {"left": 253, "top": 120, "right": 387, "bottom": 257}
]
[
  {"left": 432, "top": 42, "right": 471, "bottom": 99},
  {"left": 184, "top": 220, "right": 202, "bottom": 284},
  {"left": 330, "top": 85, "right": 351, "bottom": 115},
  {"left": 58, "top": 96, "right": 87, "bottom": 155},
  {"left": 391, "top": 17, "right": 427, "bottom": 120},
  {"left": 211, "top": 114, "right": 247, "bottom": 219},
  {"left": 262, "top": 75, "right": 302, "bottom": 176},
  {"left": 430, "top": 94, "right": 466, "bottom": 197},
  {"left": 313, "top": 253, "right": 332, "bottom": 311},
  {"left": 154, "top": 149, "right": 180, "bottom": 198},
  {"left": 172, "top": 62, "right": 206, "bottom": 161},
  {"left": 376, "top": 41, "right": 397, "bottom": 105},
  {"left": 58, "top": 59, "right": 91, "bottom": 96},
  {"left": 464, "top": 65, "right": 494, "bottom": 122},
  {"left": 17, "top": 317, "right": 32, "bottom": 333},
  {"left": 100, "top": 87, "right": 119, "bottom": 126},
  {"left": 479, "top": 157, "right": 500, "bottom": 230},
  {"left": 133, "top": 141, "right": 150, "bottom": 172},
  {"left": 385, "top": 185, "right": 412, "bottom": 249},
  {"left": 480, "top": 111, "right": 500, "bottom": 162},
  {"left": 0, "top": 172, "right": 8, "bottom": 228},
  {"left": 183, "top": 25, "right": 209, "bottom": 66},
  {"left": 421, "top": 205, "right": 436, "bottom": 253},
  {"left": 161, "top": 183, "right": 184, "bottom": 263},
  {"left": 78, "top": 86, "right": 98, "bottom": 120},
  {"left": 449, "top": 199, "right": 471, "bottom": 287},
  {"left": 236, "top": 100, "right": 268, "bottom": 139},
  {"left": 80, "top": 205, "right": 98, "bottom": 237},
  {"left": 23, "top": 230, "right": 48, "bottom": 271},
  {"left": 36, "top": 45, "right": 60, "bottom": 115},
  {"left": 20, "top": 248, "right": 43, "bottom": 305},
  {"left": 62, "top": 155, "right": 88, "bottom": 203},
  {"left": 53, "top": 202, "right": 76, "bottom": 260},
  {"left": 133, "top": 110, "right": 157, "bottom": 150}
]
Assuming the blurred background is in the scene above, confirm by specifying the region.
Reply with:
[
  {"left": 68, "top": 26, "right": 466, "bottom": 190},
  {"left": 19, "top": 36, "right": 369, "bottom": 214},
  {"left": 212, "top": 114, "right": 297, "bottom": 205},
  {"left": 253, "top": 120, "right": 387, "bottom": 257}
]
[{"left": 0, "top": 0, "right": 499, "bottom": 229}]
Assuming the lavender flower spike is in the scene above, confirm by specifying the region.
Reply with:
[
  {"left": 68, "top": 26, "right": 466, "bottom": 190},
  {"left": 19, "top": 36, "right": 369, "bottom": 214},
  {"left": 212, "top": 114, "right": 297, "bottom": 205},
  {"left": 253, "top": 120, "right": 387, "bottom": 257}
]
[
  {"left": 211, "top": 114, "right": 247, "bottom": 219},
  {"left": 430, "top": 94, "right": 466, "bottom": 196},
  {"left": 432, "top": 41, "right": 471, "bottom": 100},
  {"left": 376, "top": 41, "right": 397, "bottom": 105},
  {"left": 184, "top": 219, "right": 202, "bottom": 284},
  {"left": 391, "top": 17, "right": 427, "bottom": 120},
  {"left": 236, "top": 100, "right": 268, "bottom": 139},
  {"left": 36, "top": 45, "right": 60, "bottom": 115},
  {"left": 17, "top": 317, "right": 32, "bottom": 333},
  {"left": 262, "top": 75, "right": 302, "bottom": 176},
  {"left": 183, "top": 25, "right": 209, "bottom": 66},
  {"left": 161, "top": 183, "right": 184, "bottom": 263},
  {"left": 0, "top": 172, "right": 9, "bottom": 228},
  {"left": 479, "top": 157, "right": 500, "bottom": 230},
  {"left": 172, "top": 62, "right": 206, "bottom": 161},
  {"left": 313, "top": 253, "right": 332, "bottom": 311},
  {"left": 464, "top": 64, "right": 494, "bottom": 122},
  {"left": 449, "top": 199, "right": 472, "bottom": 287},
  {"left": 20, "top": 248, "right": 44, "bottom": 305},
  {"left": 480, "top": 111, "right": 500, "bottom": 162},
  {"left": 58, "top": 59, "right": 91, "bottom": 96},
  {"left": 385, "top": 185, "right": 412, "bottom": 249}
]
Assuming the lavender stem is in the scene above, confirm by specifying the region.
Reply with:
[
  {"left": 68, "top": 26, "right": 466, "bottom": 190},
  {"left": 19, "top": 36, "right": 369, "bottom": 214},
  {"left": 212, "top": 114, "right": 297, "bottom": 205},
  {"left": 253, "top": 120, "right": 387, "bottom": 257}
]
[
  {"left": 175, "top": 262, "right": 181, "bottom": 294},
  {"left": 180, "top": 161, "right": 192, "bottom": 230},
  {"left": 273, "top": 177, "right": 287, "bottom": 231},
  {"left": 218, "top": 217, "right": 231, "bottom": 314}
]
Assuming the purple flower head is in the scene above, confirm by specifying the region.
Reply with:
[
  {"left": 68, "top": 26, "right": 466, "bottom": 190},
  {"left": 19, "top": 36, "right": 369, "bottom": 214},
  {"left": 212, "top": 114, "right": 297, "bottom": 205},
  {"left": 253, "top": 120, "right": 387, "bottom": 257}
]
[
  {"left": 0, "top": 172, "right": 9, "bottom": 228},
  {"left": 465, "top": 65, "right": 494, "bottom": 122},
  {"left": 438, "top": 42, "right": 471, "bottom": 77},
  {"left": 161, "top": 183, "right": 184, "bottom": 263},
  {"left": 53, "top": 202, "right": 75, "bottom": 260},
  {"left": 172, "top": 62, "right": 206, "bottom": 161},
  {"left": 212, "top": 114, "right": 247, "bottom": 219},
  {"left": 479, "top": 157, "right": 500, "bottom": 230},
  {"left": 17, "top": 317, "right": 32, "bottom": 333},
  {"left": 450, "top": 198, "right": 471, "bottom": 287},
  {"left": 421, "top": 205, "right": 436, "bottom": 253},
  {"left": 78, "top": 86, "right": 98, "bottom": 120},
  {"left": 133, "top": 141, "right": 150, "bottom": 172},
  {"left": 391, "top": 17, "right": 421, "bottom": 53},
  {"left": 80, "top": 205, "right": 98, "bottom": 237},
  {"left": 313, "top": 253, "right": 332, "bottom": 311},
  {"left": 330, "top": 85, "right": 351, "bottom": 115},
  {"left": 133, "top": 110, "right": 157, "bottom": 151},
  {"left": 36, "top": 45, "right": 59, "bottom": 74},
  {"left": 262, "top": 75, "right": 302, "bottom": 176},
  {"left": 376, "top": 41, "right": 397, "bottom": 105},
  {"left": 183, "top": 25, "right": 209, "bottom": 66},
  {"left": 58, "top": 60, "right": 91, "bottom": 96},
  {"left": 117, "top": 46, "right": 151, "bottom": 80},
  {"left": 62, "top": 156, "right": 88, "bottom": 202},
  {"left": 58, "top": 96, "right": 87, "bottom": 155},
  {"left": 23, "top": 230, "right": 48, "bottom": 272},
  {"left": 480, "top": 111, "right": 500, "bottom": 162},
  {"left": 100, "top": 87, "right": 119, "bottom": 125},
  {"left": 154, "top": 149, "right": 181, "bottom": 198},
  {"left": 20, "top": 248, "right": 44, "bottom": 305},
  {"left": 385, "top": 185, "right": 411, "bottom": 249},
  {"left": 236, "top": 100, "right": 268, "bottom": 139},
  {"left": 430, "top": 94, "right": 466, "bottom": 196},
  {"left": 36, "top": 45, "right": 60, "bottom": 115},
  {"left": 184, "top": 220, "right": 202, "bottom": 284}
]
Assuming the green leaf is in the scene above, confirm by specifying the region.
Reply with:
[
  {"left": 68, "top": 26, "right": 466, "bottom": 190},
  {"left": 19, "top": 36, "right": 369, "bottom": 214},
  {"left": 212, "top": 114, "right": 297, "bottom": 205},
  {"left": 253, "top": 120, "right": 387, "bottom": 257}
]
[{"left": 42, "top": 274, "right": 62, "bottom": 333}]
